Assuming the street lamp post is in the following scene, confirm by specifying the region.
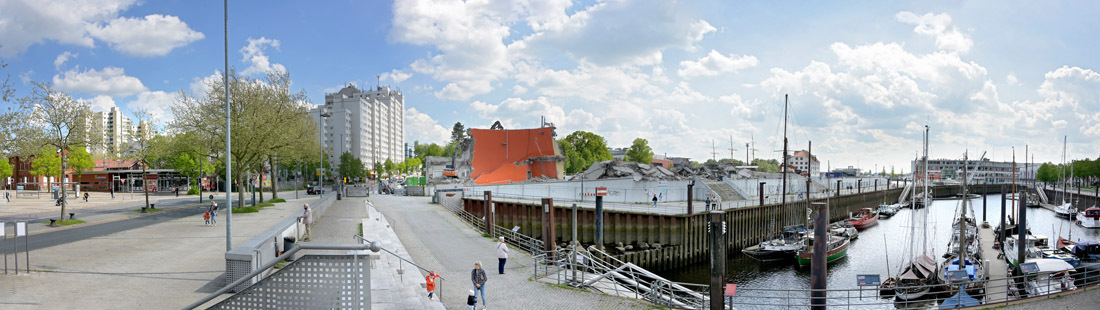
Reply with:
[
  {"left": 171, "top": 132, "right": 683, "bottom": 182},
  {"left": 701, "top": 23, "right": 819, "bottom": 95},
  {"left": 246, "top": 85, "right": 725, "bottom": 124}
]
[{"left": 319, "top": 112, "right": 332, "bottom": 194}]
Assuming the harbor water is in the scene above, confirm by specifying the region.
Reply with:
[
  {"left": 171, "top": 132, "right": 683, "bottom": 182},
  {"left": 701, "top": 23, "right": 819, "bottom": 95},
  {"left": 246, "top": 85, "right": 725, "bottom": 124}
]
[{"left": 658, "top": 194, "right": 1100, "bottom": 307}]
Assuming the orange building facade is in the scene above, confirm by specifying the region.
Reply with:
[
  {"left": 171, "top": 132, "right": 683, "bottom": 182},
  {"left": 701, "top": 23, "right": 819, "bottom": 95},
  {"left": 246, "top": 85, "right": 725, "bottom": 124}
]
[{"left": 467, "top": 127, "right": 565, "bottom": 185}]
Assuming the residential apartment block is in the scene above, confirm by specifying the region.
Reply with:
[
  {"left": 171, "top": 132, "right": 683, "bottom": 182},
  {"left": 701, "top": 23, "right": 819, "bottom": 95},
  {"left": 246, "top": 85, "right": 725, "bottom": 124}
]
[{"left": 311, "top": 84, "right": 404, "bottom": 171}]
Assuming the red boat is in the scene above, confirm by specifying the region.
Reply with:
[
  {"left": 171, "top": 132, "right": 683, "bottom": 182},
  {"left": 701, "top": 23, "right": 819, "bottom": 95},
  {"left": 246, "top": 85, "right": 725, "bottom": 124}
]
[{"left": 844, "top": 208, "right": 879, "bottom": 230}]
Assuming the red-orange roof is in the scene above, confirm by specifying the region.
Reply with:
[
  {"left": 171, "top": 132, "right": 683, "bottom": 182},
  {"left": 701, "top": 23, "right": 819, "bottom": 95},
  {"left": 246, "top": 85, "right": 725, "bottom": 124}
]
[{"left": 468, "top": 127, "right": 563, "bottom": 185}]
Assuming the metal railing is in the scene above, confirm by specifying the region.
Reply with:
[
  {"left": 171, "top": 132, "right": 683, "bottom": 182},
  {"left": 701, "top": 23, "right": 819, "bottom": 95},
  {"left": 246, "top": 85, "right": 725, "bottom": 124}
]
[
  {"left": 493, "top": 224, "right": 544, "bottom": 255},
  {"left": 355, "top": 235, "right": 444, "bottom": 301},
  {"left": 532, "top": 244, "right": 710, "bottom": 309},
  {"left": 728, "top": 261, "right": 1100, "bottom": 309}
]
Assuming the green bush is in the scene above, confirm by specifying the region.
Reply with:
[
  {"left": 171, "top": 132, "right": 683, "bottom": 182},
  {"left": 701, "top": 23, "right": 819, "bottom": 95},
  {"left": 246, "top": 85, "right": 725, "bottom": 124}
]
[
  {"left": 187, "top": 187, "right": 200, "bottom": 195},
  {"left": 256, "top": 202, "right": 275, "bottom": 208}
]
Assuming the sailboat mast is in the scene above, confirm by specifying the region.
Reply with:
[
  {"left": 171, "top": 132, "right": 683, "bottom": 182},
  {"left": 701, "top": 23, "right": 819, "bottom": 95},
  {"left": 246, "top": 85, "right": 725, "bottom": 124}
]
[
  {"left": 1062, "top": 136, "right": 1067, "bottom": 205},
  {"left": 1012, "top": 149, "right": 1017, "bottom": 221},
  {"left": 959, "top": 152, "right": 968, "bottom": 267},
  {"left": 782, "top": 94, "right": 788, "bottom": 211},
  {"left": 922, "top": 125, "right": 929, "bottom": 254}
]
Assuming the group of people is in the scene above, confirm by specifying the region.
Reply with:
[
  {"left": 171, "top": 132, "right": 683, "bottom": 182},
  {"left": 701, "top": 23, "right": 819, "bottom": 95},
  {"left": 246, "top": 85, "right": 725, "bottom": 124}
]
[
  {"left": 203, "top": 201, "right": 219, "bottom": 226},
  {"left": 425, "top": 236, "right": 510, "bottom": 309}
]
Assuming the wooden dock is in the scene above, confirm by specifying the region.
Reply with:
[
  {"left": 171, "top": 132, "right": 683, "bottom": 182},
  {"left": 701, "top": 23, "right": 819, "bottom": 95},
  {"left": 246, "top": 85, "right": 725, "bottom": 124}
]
[{"left": 980, "top": 225, "right": 1009, "bottom": 302}]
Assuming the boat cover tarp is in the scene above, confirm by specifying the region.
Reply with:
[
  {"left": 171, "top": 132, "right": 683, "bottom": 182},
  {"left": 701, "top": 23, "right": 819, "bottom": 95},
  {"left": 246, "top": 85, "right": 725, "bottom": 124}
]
[
  {"left": 1027, "top": 258, "right": 1075, "bottom": 273},
  {"left": 1074, "top": 240, "right": 1099, "bottom": 252},
  {"left": 900, "top": 254, "right": 937, "bottom": 280},
  {"left": 938, "top": 289, "right": 980, "bottom": 309}
]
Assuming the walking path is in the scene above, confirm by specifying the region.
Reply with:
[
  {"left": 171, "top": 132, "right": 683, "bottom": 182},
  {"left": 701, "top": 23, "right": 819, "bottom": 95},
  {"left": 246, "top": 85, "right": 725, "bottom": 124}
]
[
  {"left": 979, "top": 225, "right": 1009, "bottom": 302},
  {"left": 0, "top": 194, "right": 319, "bottom": 309},
  {"left": 370, "top": 194, "right": 650, "bottom": 310}
]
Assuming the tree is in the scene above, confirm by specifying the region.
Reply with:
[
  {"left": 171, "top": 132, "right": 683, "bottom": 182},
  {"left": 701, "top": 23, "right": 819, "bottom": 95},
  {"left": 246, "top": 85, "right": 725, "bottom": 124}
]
[
  {"left": 558, "top": 131, "right": 614, "bottom": 174},
  {"left": 718, "top": 158, "right": 745, "bottom": 166},
  {"left": 0, "top": 158, "right": 11, "bottom": 189},
  {"left": 68, "top": 146, "right": 94, "bottom": 180},
  {"left": 450, "top": 122, "right": 466, "bottom": 145},
  {"left": 338, "top": 151, "right": 365, "bottom": 182},
  {"left": 425, "top": 143, "right": 444, "bottom": 157},
  {"left": 752, "top": 158, "right": 779, "bottom": 173},
  {"left": 384, "top": 159, "right": 395, "bottom": 177},
  {"left": 624, "top": 138, "right": 653, "bottom": 164},
  {"left": 30, "top": 147, "right": 61, "bottom": 182},
  {"left": 406, "top": 157, "right": 422, "bottom": 175},
  {"left": 172, "top": 69, "right": 316, "bottom": 208},
  {"left": 442, "top": 142, "right": 457, "bottom": 158},
  {"left": 125, "top": 109, "right": 165, "bottom": 210},
  {"left": 1036, "top": 162, "right": 1059, "bottom": 183},
  {"left": 18, "top": 82, "right": 97, "bottom": 222},
  {"left": 372, "top": 162, "right": 383, "bottom": 178}
]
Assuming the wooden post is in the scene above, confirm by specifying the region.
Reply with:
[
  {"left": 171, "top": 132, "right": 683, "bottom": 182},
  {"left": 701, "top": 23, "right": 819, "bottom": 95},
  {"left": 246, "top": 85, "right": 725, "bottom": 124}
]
[
  {"left": 708, "top": 211, "right": 726, "bottom": 310},
  {"left": 687, "top": 180, "right": 695, "bottom": 214},
  {"left": 759, "top": 182, "right": 765, "bottom": 207},
  {"left": 595, "top": 196, "right": 604, "bottom": 250},
  {"left": 543, "top": 198, "right": 556, "bottom": 255},
  {"left": 1016, "top": 193, "right": 1027, "bottom": 275},
  {"left": 484, "top": 191, "right": 494, "bottom": 236},
  {"left": 810, "top": 201, "right": 828, "bottom": 310}
]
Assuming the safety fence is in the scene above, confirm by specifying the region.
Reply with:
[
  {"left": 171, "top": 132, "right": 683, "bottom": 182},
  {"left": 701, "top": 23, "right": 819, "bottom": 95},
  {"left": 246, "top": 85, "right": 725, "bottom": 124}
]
[
  {"left": 728, "top": 261, "right": 1100, "bottom": 309},
  {"left": 355, "top": 234, "right": 445, "bottom": 301}
]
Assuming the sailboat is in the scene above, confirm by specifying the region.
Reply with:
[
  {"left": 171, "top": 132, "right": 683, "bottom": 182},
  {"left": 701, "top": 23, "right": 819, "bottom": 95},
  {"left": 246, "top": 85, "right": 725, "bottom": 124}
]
[
  {"left": 1055, "top": 138, "right": 1076, "bottom": 217},
  {"left": 938, "top": 151, "right": 986, "bottom": 298},
  {"left": 881, "top": 125, "right": 941, "bottom": 301}
]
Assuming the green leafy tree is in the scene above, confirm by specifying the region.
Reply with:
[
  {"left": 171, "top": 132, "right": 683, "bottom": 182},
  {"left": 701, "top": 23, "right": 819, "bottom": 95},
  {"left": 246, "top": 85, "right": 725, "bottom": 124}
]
[
  {"left": 406, "top": 157, "right": 422, "bottom": 175},
  {"left": 372, "top": 162, "right": 383, "bottom": 178},
  {"left": 558, "top": 131, "right": 613, "bottom": 174},
  {"left": 1036, "top": 162, "right": 1059, "bottom": 183},
  {"left": 0, "top": 158, "right": 12, "bottom": 185},
  {"left": 442, "top": 142, "right": 457, "bottom": 157},
  {"left": 425, "top": 143, "right": 444, "bottom": 157},
  {"left": 30, "top": 146, "right": 61, "bottom": 181},
  {"left": 752, "top": 158, "right": 780, "bottom": 173},
  {"left": 450, "top": 122, "right": 466, "bottom": 145},
  {"left": 718, "top": 158, "right": 745, "bottom": 166},
  {"left": 384, "top": 159, "right": 395, "bottom": 177},
  {"left": 68, "top": 145, "right": 94, "bottom": 180},
  {"left": 20, "top": 82, "right": 98, "bottom": 222},
  {"left": 624, "top": 138, "right": 653, "bottom": 164},
  {"left": 338, "top": 151, "right": 366, "bottom": 182}
]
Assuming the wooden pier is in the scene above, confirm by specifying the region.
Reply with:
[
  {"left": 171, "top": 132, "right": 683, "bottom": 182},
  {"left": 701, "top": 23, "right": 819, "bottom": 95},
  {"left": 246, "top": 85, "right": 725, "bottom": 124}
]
[{"left": 979, "top": 225, "right": 1009, "bottom": 302}]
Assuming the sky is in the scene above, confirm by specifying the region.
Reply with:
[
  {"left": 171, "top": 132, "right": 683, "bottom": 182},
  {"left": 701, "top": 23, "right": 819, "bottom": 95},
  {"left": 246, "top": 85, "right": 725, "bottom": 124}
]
[{"left": 2, "top": 0, "right": 1099, "bottom": 174}]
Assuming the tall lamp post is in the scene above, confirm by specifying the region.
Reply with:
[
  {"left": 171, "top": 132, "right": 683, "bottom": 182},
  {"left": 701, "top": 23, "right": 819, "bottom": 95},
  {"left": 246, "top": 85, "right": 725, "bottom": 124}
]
[
  {"left": 223, "top": 0, "right": 233, "bottom": 251},
  {"left": 319, "top": 112, "right": 332, "bottom": 193}
]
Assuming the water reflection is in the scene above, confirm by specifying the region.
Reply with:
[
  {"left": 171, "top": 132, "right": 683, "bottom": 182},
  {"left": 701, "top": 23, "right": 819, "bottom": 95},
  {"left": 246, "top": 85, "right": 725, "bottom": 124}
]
[{"left": 660, "top": 195, "right": 1100, "bottom": 306}]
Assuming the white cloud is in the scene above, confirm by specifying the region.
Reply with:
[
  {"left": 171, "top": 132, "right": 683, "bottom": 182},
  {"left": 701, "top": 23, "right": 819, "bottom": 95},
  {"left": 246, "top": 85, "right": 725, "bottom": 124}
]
[
  {"left": 189, "top": 71, "right": 221, "bottom": 97},
  {"left": 518, "top": 0, "right": 715, "bottom": 66},
  {"left": 1005, "top": 73, "right": 1020, "bottom": 86},
  {"left": 678, "top": 50, "right": 758, "bottom": 78},
  {"left": 79, "top": 95, "right": 117, "bottom": 112},
  {"left": 19, "top": 70, "right": 35, "bottom": 84},
  {"left": 53, "top": 66, "right": 147, "bottom": 97},
  {"left": 88, "top": 14, "right": 204, "bottom": 57},
  {"left": 896, "top": 11, "right": 973, "bottom": 53},
  {"left": 127, "top": 91, "right": 178, "bottom": 124},
  {"left": 404, "top": 107, "right": 451, "bottom": 144},
  {"left": 54, "top": 51, "right": 77, "bottom": 70},
  {"left": 380, "top": 69, "right": 412, "bottom": 83},
  {"left": 240, "top": 37, "right": 286, "bottom": 75}
]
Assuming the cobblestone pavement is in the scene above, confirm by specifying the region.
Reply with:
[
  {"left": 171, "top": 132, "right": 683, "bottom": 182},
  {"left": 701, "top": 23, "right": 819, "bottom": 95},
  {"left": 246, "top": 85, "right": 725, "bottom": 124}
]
[
  {"left": 997, "top": 287, "right": 1100, "bottom": 309},
  {"left": 370, "top": 194, "right": 651, "bottom": 310}
]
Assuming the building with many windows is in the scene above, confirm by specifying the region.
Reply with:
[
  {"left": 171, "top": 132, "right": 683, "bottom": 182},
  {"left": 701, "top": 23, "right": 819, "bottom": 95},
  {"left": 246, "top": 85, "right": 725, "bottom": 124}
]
[
  {"left": 785, "top": 150, "right": 820, "bottom": 176},
  {"left": 311, "top": 84, "right": 404, "bottom": 171},
  {"left": 914, "top": 158, "right": 1018, "bottom": 184}
]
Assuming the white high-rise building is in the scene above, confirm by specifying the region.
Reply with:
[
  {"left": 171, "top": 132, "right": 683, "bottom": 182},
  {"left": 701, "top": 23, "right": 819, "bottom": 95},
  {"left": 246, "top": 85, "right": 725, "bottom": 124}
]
[
  {"left": 311, "top": 84, "right": 405, "bottom": 171},
  {"left": 84, "top": 106, "right": 135, "bottom": 157}
]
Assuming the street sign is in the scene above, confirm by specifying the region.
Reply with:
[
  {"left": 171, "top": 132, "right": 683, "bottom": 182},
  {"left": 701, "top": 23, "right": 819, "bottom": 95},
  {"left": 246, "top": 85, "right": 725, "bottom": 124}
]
[
  {"left": 596, "top": 187, "right": 607, "bottom": 196},
  {"left": 1020, "top": 262, "right": 1039, "bottom": 274},
  {"left": 16, "top": 222, "right": 26, "bottom": 236},
  {"left": 724, "top": 284, "right": 737, "bottom": 296},
  {"left": 856, "top": 274, "right": 881, "bottom": 286}
]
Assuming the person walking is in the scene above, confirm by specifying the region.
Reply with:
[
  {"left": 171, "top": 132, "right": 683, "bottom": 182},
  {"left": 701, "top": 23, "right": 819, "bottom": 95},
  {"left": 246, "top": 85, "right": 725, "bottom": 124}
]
[
  {"left": 466, "top": 290, "right": 477, "bottom": 310},
  {"left": 471, "top": 261, "right": 487, "bottom": 308},
  {"left": 83, "top": 192, "right": 89, "bottom": 202},
  {"left": 496, "top": 237, "right": 509, "bottom": 274},
  {"left": 652, "top": 194, "right": 658, "bottom": 207},
  {"left": 426, "top": 271, "right": 443, "bottom": 300},
  {"left": 298, "top": 203, "right": 313, "bottom": 241},
  {"left": 705, "top": 196, "right": 711, "bottom": 211},
  {"left": 208, "top": 201, "right": 218, "bottom": 226}
]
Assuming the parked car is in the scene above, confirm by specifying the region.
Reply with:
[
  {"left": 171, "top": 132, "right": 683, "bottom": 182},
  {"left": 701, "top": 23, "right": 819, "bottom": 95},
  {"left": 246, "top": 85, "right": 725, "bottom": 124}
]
[{"left": 307, "top": 186, "right": 325, "bottom": 195}]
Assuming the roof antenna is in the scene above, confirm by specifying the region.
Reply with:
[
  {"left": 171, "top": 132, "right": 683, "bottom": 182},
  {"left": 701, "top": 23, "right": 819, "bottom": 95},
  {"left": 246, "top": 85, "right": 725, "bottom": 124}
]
[{"left": 376, "top": 75, "right": 381, "bottom": 91}]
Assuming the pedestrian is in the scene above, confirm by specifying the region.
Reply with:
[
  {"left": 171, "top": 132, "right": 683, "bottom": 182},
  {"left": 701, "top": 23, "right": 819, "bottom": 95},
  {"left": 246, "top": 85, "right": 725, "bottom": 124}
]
[
  {"left": 466, "top": 290, "right": 477, "bottom": 310},
  {"left": 705, "top": 196, "right": 711, "bottom": 211},
  {"left": 298, "top": 203, "right": 313, "bottom": 241},
  {"left": 496, "top": 237, "right": 509, "bottom": 274},
  {"left": 426, "top": 271, "right": 443, "bottom": 300},
  {"left": 175, "top": 187, "right": 179, "bottom": 197},
  {"left": 652, "top": 194, "right": 658, "bottom": 207},
  {"left": 4, "top": 191, "right": 9, "bottom": 202},
  {"left": 471, "top": 261, "right": 487, "bottom": 308},
  {"left": 203, "top": 210, "right": 211, "bottom": 226},
  {"left": 208, "top": 201, "right": 218, "bottom": 226},
  {"left": 83, "top": 192, "right": 89, "bottom": 202}
]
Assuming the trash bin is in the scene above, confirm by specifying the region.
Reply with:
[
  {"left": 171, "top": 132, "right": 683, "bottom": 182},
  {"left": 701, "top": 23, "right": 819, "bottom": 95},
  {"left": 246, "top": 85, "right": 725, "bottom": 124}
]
[{"left": 282, "top": 236, "right": 297, "bottom": 261}]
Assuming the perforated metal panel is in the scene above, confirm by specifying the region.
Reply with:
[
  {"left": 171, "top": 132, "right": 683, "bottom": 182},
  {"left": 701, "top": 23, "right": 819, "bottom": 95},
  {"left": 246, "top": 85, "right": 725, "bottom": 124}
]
[
  {"left": 225, "top": 258, "right": 255, "bottom": 293},
  {"left": 212, "top": 254, "right": 370, "bottom": 310}
]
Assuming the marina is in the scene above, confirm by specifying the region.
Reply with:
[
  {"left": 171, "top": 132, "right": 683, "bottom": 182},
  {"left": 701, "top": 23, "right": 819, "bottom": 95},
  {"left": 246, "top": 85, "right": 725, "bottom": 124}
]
[{"left": 658, "top": 193, "right": 1100, "bottom": 308}]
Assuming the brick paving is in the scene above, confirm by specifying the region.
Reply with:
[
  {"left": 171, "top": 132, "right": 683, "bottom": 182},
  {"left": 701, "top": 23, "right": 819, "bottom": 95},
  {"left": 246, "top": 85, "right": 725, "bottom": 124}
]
[{"left": 370, "top": 194, "right": 650, "bottom": 310}]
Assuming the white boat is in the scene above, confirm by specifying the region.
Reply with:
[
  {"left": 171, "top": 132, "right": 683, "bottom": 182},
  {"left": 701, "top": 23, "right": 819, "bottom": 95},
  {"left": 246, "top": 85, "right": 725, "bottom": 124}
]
[
  {"left": 1024, "top": 258, "right": 1076, "bottom": 297},
  {"left": 1076, "top": 206, "right": 1100, "bottom": 228},
  {"left": 1003, "top": 234, "right": 1049, "bottom": 269},
  {"left": 1054, "top": 202, "right": 1076, "bottom": 218}
]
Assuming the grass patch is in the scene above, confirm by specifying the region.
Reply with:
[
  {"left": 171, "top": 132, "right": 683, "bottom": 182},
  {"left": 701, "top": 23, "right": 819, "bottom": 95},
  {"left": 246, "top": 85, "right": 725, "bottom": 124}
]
[
  {"left": 270, "top": 198, "right": 287, "bottom": 203},
  {"left": 257, "top": 202, "right": 275, "bottom": 208},
  {"left": 54, "top": 219, "right": 86, "bottom": 226},
  {"left": 482, "top": 233, "right": 492, "bottom": 238},
  {"left": 133, "top": 208, "right": 164, "bottom": 213},
  {"left": 235, "top": 206, "right": 260, "bottom": 213}
]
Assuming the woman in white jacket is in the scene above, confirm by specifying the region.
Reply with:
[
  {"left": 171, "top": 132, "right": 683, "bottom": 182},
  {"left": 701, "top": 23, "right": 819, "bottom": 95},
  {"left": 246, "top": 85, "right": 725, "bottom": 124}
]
[{"left": 496, "top": 237, "right": 509, "bottom": 274}]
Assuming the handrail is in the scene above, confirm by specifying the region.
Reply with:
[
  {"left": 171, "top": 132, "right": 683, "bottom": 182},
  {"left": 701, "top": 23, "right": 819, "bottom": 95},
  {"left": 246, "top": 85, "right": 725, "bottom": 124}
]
[
  {"left": 185, "top": 242, "right": 381, "bottom": 310},
  {"left": 354, "top": 234, "right": 444, "bottom": 301}
]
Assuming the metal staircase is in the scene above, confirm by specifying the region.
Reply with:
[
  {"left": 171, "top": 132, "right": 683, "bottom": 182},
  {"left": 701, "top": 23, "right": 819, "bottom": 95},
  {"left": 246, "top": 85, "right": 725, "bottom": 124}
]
[{"left": 537, "top": 245, "right": 709, "bottom": 309}]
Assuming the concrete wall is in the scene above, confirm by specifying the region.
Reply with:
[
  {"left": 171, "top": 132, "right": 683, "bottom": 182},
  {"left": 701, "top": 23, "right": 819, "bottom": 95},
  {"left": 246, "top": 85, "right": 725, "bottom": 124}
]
[
  {"left": 462, "top": 178, "right": 694, "bottom": 203},
  {"left": 726, "top": 176, "right": 889, "bottom": 198}
]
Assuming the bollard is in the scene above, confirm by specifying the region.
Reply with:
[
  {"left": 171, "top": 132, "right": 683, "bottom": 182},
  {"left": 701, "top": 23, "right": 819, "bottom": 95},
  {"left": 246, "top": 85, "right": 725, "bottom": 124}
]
[
  {"left": 759, "top": 182, "right": 765, "bottom": 207},
  {"left": 484, "top": 191, "right": 494, "bottom": 236},
  {"left": 687, "top": 181, "right": 694, "bottom": 214},
  {"left": 708, "top": 210, "right": 727, "bottom": 310},
  {"left": 542, "top": 198, "right": 556, "bottom": 255},
  {"left": 810, "top": 202, "right": 828, "bottom": 310},
  {"left": 836, "top": 180, "right": 841, "bottom": 197}
]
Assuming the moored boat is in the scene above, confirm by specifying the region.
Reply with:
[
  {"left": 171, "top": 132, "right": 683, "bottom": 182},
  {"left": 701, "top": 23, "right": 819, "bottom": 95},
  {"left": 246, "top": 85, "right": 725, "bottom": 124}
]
[
  {"left": 1076, "top": 206, "right": 1100, "bottom": 228},
  {"left": 892, "top": 253, "right": 941, "bottom": 301},
  {"left": 878, "top": 203, "right": 900, "bottom": 218},
  {"left": 1054, "top": 202, "right": 1076, "bottom": 218},
  {"left": 795, "top": 234, "right": 850, "bottom": 267},
  {"left": 844, "top": 208, "right": 879, "bottom": 230},
  {"left": 742, "top": 225, "right": 807, "bottom": 262},
  {"left": 1023, "top": 259, "right": 1076, "bottom": 297}
]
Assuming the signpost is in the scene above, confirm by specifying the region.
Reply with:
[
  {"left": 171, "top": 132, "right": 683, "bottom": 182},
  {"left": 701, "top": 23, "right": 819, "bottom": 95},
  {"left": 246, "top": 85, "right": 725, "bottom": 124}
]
[{"left": 856, "top": 274, "right": 881, "bottom": 299}]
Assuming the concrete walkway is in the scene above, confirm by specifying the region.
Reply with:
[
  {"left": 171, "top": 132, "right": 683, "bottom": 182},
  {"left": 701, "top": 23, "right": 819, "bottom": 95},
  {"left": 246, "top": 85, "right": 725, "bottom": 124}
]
[
  {"left": 370, "top": 194, "right": 650, "bottom": 310},
  {"left": 0, "top": 194, "right": 318, "bottom": 309},
  {"left": 979, "top": 225, "right": 1009, "bottom": 302}
]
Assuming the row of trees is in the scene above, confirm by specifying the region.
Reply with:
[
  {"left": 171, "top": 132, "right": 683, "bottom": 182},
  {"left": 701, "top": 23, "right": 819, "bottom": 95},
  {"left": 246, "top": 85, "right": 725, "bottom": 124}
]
[{"left": 1036, "top": 158, "right": 1100, "bottom": 184}]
